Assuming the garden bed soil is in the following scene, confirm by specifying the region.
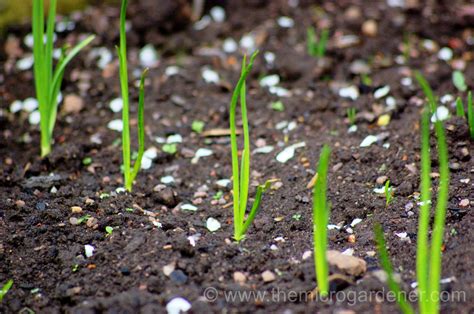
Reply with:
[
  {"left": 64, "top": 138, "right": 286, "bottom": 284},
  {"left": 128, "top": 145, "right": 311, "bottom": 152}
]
[{"left": 1, "top": 0, "right": 473, "bottom": 313}]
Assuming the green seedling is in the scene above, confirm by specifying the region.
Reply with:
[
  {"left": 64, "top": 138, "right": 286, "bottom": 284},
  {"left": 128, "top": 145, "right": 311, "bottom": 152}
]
[
  {"left": 271, "top": 100, "right": 285, "bottom": 112},
  {"left": 33, "top": 0, "right": 95, "bottom": 157},
  {"left": 213, "top": 191, "right": 223, "bottom": 200},
  {"left": 347, "top": 107, "right": 356, "bottom": 125},
  {"left": 117, "top": 0, "right": 148, "bottom": 192},
  {"left": 452, "top": 70, "right": 467, "bottom": 92},
  {"left": 361, "top": 73, "right": 372, "bottom": 86},
  {"left": 414, "top": 72, "right": 436, "bottom": 112},
  {"left": 312, "top": 145, "right": 331, "bottom": 296},
  {"left": 307, "top": 26, "right": 329, "bottom": 58},
  {"left": 82, "top": 157, "right": 92, "bottom": 166},
  {"left": 77, "top": 214, "right": 91, "bottom": 224},
  {"left": 468, "top": 91, "right": 474, "bottom": 139},
  {"left": 384, "top": 180, "right": 393, "bottom": 207},
  {"left": 105, "top": 226, "right": 114, "bottom": 235},
  {"left": 162, "top": 143, "right": 177, "bottom": 154},
  {"left": 192, "top": 120, "right": 205, "bottom": 133},
  {"left": 416, "top": 78, "right": 450, "bottom": 314},
  {"left": 374, "top": 224, "right": 415, "bottom": 314},
  {"left": 230, "top": 51, "right": 271, "bottom": 242},
  {"left": 455, "top": 97, "right": 465, "bottom": 118},
  {"left": 0, "top": 279, "right": 13, "bottom": 302}
]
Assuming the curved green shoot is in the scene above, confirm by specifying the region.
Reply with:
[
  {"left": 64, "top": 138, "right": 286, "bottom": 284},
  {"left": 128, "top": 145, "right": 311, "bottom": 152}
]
[
  {"left": 33, "top": 0, "right": 95, "bottom": 157},
  {"left": 312, "top": 145, "right": 331, "bottom": 296},
  {"left": 417, "top": 108, "right": 431, "bottom": 314},
  {"left": 468, "top": 91, "right": 474, "bottom": 139},
  {"left": 118, "top": 0, "right": 147, "bottom": 192},
  {"left": 230, "top": 51, "right": 271, "bottom": 241},
  {"left": 307, "top": 26, "right": 329, "bottom": 58},
  {"left": 374, "top": 224, "right": 415, "bottom": 314},
  {"left": 415, "top": 74, "right": 451, "bottom": 314},
  {"left": 0, "top": 279, "right": 13, "bottom": 302}
]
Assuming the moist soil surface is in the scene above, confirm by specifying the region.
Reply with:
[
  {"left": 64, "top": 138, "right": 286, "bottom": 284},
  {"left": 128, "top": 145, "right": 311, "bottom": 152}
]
[{"left": 1, "top": 0, "right": 473, "bottom": 313}]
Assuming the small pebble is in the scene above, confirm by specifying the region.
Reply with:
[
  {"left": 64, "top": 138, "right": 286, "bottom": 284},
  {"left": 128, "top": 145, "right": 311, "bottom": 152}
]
[
  {"left": 233, "top": 271, "right": 247, "bottom": 284},
  {"left": 166, "top": 297, "right": 191, "bottom": 314},
  {"left": 71, "top": 206, "right": 83, "bottom": 213},
  {"left": 459, "top": 199, "right": 469, "bottom": 207},
  {"left": 261, "top": 270, "right": 276, "bottom": 283}
]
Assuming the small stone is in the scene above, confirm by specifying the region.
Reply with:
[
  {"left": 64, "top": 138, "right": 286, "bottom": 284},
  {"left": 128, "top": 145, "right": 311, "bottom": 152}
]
[
  {"left": 109, "top": 98, "right": 123, "bottom": 113},
  {"left": 153, "top": 186, "right": 178, "bottom": 207},
  {"left": 261, "top": 270, "right": 276, "bottom": 283},
  {"left": 348, "top": 234, "right": 356, "bottom": 243},
  {"left": 163, "top": 263, "right": 176, "bottom": 276},
  {"left": 170, "top": 270, "right": 188, "bottom": 284},
  {"left": 233, "top": 271, "right": 247, "bottom": 284},
  {"left": 459, "top": 199, "right": 469, "bottom": 207},
  {"left": 69, "top": 217, "right": 80, "bottom": 225},
  {"left": 15, "top": 200, "right": 26, "bottom": 208},
  {"left": 326, "top": 250, "right": 367, "bottom": 276},
  {"left": 36, "top": 202, "right": 46, "bottom": 211},
  {"left": 84, "top": 244, "right": 95, "bottom": 258},
  {"left": 377, "top": 114, "right": 390, "bottom": 127},
  {"left": 86, "top": 217, "right": 98, "bottom": 228},
  {"left": 362, "top": 20, "right": 377, "bottom": 37},
  {"left": 71, "top": 206, "right": 83, "bottom": 213},
  {"left": 166, "top": 297, "right": 191, "bottom": 314},
  {"left": 120, "top": 266, "right": 131, "bottom": 276},
  {"left": 206, "top": 217, "right": 221, "bottom": 232},
  {"left": 376, "top": 176, "right": 388, "bottom": 185},
  {"left": 302, "top": 250, "right": 312, "bottom": 260},
  {"left": 63, "top": 94, "right": 84, "bottom": 113}
]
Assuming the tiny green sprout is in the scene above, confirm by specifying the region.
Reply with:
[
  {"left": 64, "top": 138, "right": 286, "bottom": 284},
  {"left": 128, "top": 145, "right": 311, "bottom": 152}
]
[
  {"left": 361, "top": 73, "right": 372, "bottom": 86},
  {"left": 33, "top": 0, "right": 95, "bottom": 157},
  {"left": 82, "top": 157, "right": 92, "bottom": 166},
  {"left": 307, "top": 26, "right": 329, "bottom": 58},
  {"left": 452, "top": 70, "right": 467, "bottom": 92},
  {"left": 162, "top": 143, "right": 177, "bottom": 154},
  {"left": 384, "top": 180, "right": 393, "bottom": 207},
  {"left": 468, "top": 91, "right": 474, "bottom": 139},
  {"left": 312, "top": 145, "right": 331, "bottom": 297},
  {"left": 292, "top": 213, "right": 302, "bottom": 221},
  {"left": 77, "top": 214, "right": 91, "bottom": 224},
  {"left": 374, "top": 224, "right": 415, "bottom": 314},
  {"left": 72, "top": 264, "right": 79, "bottom": 272},
  {"left": 192, "top": 120, "right": 205, "bottom": 133},
  {"left": 230, "top": 51, "right": 272, "bottom": 241},
  {"left": 347, "top": 107, "right": 357, "bottom": 125},
  {"left": 213, "top": 191, "right": 224, "bottom": 200},
  {"left": 99, "top": 193, "right": 110, "bottom": 200},
  {"left": 105, "top": 226, "right": 114, "bottom": 235},
  {"left": 271, "top": 100, "right": 285, "bottom": 112},
  {"left": 125, "top": 207, "right": 134, "bottom": 212},
  {"left": 0, "top": 279, "right": 13, "bottom": 302},
  {"left": 118, "top": 0, "right": 148, "bottom": 192},
  {"left": 455, "top": 97, "right": 465, "bottom": 118},
  {"left": 414, "top": 71, "right": 436, "bottom": 112}
]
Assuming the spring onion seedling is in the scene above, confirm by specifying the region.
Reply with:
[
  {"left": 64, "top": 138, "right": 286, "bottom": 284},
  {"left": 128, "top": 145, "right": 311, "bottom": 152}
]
[
  {"left": 416, "top": 80, "right": 451, "bottom": 314},
  {"left": 374, "top": 224, "right": 415, "bottom": 314},
  {"left": 192, "top": 120, "right": 205, "bottom": 133},
  {"left": 455, "top": 97, "right": 465, "bottom": 118},
  {"left": 117, "top": 0, "right": 148, "bottom": 192},
  {"left": 307, "top": 26, "right": 329, "bottom": 58},
  {"left": 312, "top": 145, "right": 331, "bottom": 296},
  {"left": 230, "top": 51, "right": 271, "bottom": 241},
  {"left": 468, "top": 91, "right": 474, "bottom": 139},
  {"left": 347, "top": 107, "right": 356, "bottom": 125},
  {"left": 384, "top": 180, "right": 393, "bottom": 207},
  {"left": 414, "top": 72, "right": 436, "bottom": 112},
  {"left": 0, "top": 279, "right": 13, "bottom": 302},
  {"left": 33, "top": 0, "right": 95, "bottom": 157}
]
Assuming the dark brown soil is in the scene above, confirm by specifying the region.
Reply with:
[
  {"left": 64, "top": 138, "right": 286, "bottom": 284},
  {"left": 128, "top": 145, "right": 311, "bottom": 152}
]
[{"left": 1, "top": 0, "right": 473, "bottom": 313}]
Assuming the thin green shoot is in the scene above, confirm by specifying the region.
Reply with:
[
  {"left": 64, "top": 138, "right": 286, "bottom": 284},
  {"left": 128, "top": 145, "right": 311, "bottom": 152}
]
[
  {"left": 416, "top": 75, "right": 451, "bottom": 313},
  {"left": 312, "top": 145, "right": 331, "bottom": 296},
  {"left": 374, "top": 224, "right": 415, "bottom": 314},
  {"left": 307, "top": 26, "right": 329, "bottom": 58},
  {"left": 105, "top": 226, "right": 114, "bottom": 235},
  {"left": 428, "top": 108, "right": 450, "bottom": 314},
  {"left": 384, "top": 180, "right": 393, "bottom": 207},
  {"left": 417, "top": 108, "right": 431, "bottom": 314},
  {"left": 0, "top": 279, "right": 13, "bottom": 302},
  {"left": 361, "top": 73, "right": 372, "bottom": 86},
  {"left": 414, "top": 71, "right": 436, "bottom": 112},
  {"left": 347, "top": 107, "right": 356, "bottom": 126},
  {"left": 230, "top": 51, "right": 271, "bottom": 241},
  {"left": 455, "top": 97, "right": 465, "bottom": 118},
  {"left": 117, "top": 0, "right": 148, "bottom": 192},
  {"left": 33, "top": 0, "right": 95, "bottom": 157},
  {"left": 468, "top": 91, "right": 474, "bottom": 139}
]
